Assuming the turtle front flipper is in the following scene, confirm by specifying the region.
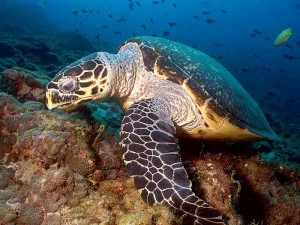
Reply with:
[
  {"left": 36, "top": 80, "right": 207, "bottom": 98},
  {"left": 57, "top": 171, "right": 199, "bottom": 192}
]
[{"left": 119, "top": 99, "right": 225, "bottom": 225}]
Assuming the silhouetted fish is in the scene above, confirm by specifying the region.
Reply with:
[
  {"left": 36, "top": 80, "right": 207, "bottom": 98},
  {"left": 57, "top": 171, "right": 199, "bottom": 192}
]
[
  {"left": 168, "top": 22, "right": 177, "bottom": 27},
  {"left": 262, "top": 66, "right": 271, "bottom": 71},
  {"left": 267, "top": 92, "right": 277, "bottom": 97},
  {"left": 284, "top": 44, "right": 293, "bottom": 49},
  {"left": 96, "top": 10, "right": 100, "bottom": 14},
  {"left": 279, "top": 68, "right": 287, "bottom": 74},
  {"left": 114, "top": 31, "right": 122, "bottom": 35},
  {"left": 206, "top": 19, "right": 215, "bottom": 24},
  {"left": 102, "top": 25, "right": 108, "bottom": 28},
  {"left": 221, "top": 9, "right": 228, "bottom": 14},
  {"left": 241, "top": 68, "right": 249, "bottom": 72},
  {"left": 192, "top": 45, "right": 199, "bottom": 49},
  {"left": 118, "top": 17, "right": 126, "bottom": 22},
  {"left": 153, "top": 1, "right": 159, "bottom": 4},
  {"left": 129, "top": 4, "right": 133, "bottom": 10},
  {"left": 202, "top": 11, "right": 210, "bottom": 15},
  {"left": 150, "top": 18, "right": 154, "bottom": 24},
  {"left": 151, "top": 34, "right": 158, "bottom": 37},
  {"left": 213, "top": 43, "right": 222, "bottom": 47},
  {"left": 283, "top": 54, "right": 299, "bottom": 60},
  {"left": 173, "top": 3, "right": 176, "bottom": 8},
  {"left": 108, "top": 14, "right": 113, "bottom": 19},
  {"left": 141, "top": 24, "right": 147, "bottom": 30},
  {"left": 136, "top": 1, "right": 141, "bottom": 6},
  {"left": 193, "top": 15, "right": 199, "bottom": 20},
  {"left": 252, "top": 53, "right": 259, "bottom": 58},
  {"left": 163, "top": 31, "right": 170, "bottom": 36},
  {"left": 253, "top": 29, "right": 262, "bottom": 35},
  {"left": 72, "top": 11, "right": 78, "bottom": 16}
]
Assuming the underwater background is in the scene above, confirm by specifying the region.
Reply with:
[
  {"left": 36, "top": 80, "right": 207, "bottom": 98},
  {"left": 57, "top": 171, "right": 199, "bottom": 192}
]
[{"left": 0, "top": 0, "right": 299, "bottom": 224}]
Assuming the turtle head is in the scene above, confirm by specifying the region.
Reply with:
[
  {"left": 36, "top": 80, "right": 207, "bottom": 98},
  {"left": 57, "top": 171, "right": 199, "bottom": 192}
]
[{"left": 46, "top": 53, "right": 112, "bottom": 111}]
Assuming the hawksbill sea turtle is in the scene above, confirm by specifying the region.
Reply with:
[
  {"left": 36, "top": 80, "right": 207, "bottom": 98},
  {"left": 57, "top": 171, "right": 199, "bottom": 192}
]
[{"left": 45, "top": 36, "right": 278, "bottom": 224}]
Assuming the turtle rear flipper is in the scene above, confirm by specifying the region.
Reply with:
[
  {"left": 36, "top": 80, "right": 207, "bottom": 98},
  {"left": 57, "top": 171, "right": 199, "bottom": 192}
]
[{"left": 119, "top": 99, "right": 225, "bottom": 225}]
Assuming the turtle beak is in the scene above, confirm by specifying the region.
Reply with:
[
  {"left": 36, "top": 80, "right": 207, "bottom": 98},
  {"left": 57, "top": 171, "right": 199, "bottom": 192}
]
[
  {"left": 45, "top": 90, "right": 57, "bottom": 110},
  {"left": 46, "top": 89, "right": 78, "bottom": 111}
]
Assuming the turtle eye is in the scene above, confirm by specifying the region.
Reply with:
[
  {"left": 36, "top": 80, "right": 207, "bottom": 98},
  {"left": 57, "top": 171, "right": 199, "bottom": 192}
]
[{"left": 59, "top": 77, "right": 78, "bottom": 94}]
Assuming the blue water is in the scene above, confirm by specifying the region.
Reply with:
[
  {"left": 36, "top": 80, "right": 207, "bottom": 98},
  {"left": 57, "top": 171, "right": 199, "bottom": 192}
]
[{"left": 0, "top": 0, "right": 299, "bottom": 125}]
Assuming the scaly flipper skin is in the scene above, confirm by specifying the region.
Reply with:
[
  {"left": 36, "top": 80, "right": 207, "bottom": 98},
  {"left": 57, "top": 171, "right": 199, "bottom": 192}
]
[{"left": 119, "top": 99, "right": 225, "bottom": 225}]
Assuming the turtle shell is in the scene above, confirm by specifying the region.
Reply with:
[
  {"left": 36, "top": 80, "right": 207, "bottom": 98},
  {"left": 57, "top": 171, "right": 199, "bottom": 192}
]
[{"left": 120, "top": 36, "right": 278, "bottom": 141}]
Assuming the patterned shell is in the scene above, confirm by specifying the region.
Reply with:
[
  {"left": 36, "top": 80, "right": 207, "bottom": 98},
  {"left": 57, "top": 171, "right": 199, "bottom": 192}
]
[{"left": 120, "top": 36, "right": 278, "bottom": 141}]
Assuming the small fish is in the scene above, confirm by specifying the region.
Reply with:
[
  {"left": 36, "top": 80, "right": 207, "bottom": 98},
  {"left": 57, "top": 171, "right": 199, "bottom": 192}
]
[
  {"left": 241, "top": 68, "right": 248, "bottom": 72},
  {"left": 192, "top": 45, "right": 199, "bottom": 49},
  {"left": 252, "top": 53, "right": 259, "bottom": 58},
  {"left": 129, "top": 4, "right": 133, "bottom": 10},
  {"left": 114, "top": 31, "right": 122, "bottom": 35},
  {"left": 151, "top": 33, "right": 158, "bottom": 37},
  {"left": 141, "top": 24, "right": 147, "bottom": 30},
  {"left": 163, "top": 31, "right": 170, "bottom": 36},
  {"left": 102, "top": 25, "right": 108, "bottom": 28},
  {"left": 279, "top": 68, "right": 287, "bottom": 74},
  {"left": 96, "top": 10, "right": 100, "bottom": 14},
  {"left": 150, "top": 18, "right": 154, "bottom": 24},
  {"left": 283, "top": 54, "right": 299, "bottom": 60},
  {"left": 118, "top": 17, "right": 126, "bottom": 22},
  {"left": 202, "top": 11, "right": 210, "bottom": 15},
  {"left": 221, "top": 9, "right": 228, "bottom": 14},
  {"left": 213, "top": 43, "right": 222, "bottom": 47},
  {"left": 132, "top": 32, "right": 136, "bottom": 37},
  {"left": 153, "top": 1, "right": 159, "bottom": 4},
  {"left": 262, "top": 66, "right": 271, "bottom": 71},
  {"left": 193, "top": 15, "right": 199, "bottom": 20},
  {"left": 267, "top": 92, "right": 277, "bottom": 97},
  {"left": 136, "top": 1, "right": 141, "bottom": 6},
  {"left": 72, "top": 11, "right": 78, "bottom": 16},
  {"left": 173, "top": 3, "right": 176, "bottom": 8},
  {"left": 108, "top": 14, "right": 113, "bottom": 19},
  {"left": 274, "top": 28, "right": 292, "bottom": 46},
  {"left": 253, "top": 29, "right": 262, "bottom": 35},
  {"left": 206, "top": 19, "right": 215, "bottom": 24},
  {"left": 81, "top": 9, "right": 88, "bottom": 14},
  {"left": 168, "top": 22, "right": 177, "bottom": 27},
  {"left": 284, "top": 44, "right": 293, "bottom": 49}
]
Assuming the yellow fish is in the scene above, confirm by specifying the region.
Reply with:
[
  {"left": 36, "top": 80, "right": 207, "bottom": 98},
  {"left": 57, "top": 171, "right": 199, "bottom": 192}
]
[{"left": 274, "top": 28, "right": 292, "bottom": 46}]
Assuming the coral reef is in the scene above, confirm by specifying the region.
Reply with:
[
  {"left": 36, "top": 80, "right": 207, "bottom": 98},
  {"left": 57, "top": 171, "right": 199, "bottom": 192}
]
[
  {"left": 0, "top": 67, "right": 50, "bottom": 102},
  {"left": 0, "top": 27, "right": 98, "bottom": 77}
]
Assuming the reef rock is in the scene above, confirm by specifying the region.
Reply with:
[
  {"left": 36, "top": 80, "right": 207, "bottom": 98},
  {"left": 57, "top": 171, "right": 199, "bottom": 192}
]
[{"left": 0, "top": 67, "right": 50, "bottom": 102}]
